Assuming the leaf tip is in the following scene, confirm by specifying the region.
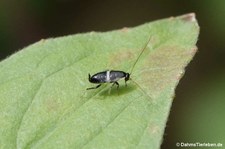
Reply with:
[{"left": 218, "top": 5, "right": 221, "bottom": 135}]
[{"left": 179, "top": 13, "right": 196, "bottom": 22}]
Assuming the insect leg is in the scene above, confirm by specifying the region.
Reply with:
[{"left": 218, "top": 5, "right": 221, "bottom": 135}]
[
  {"left": 109, "top": 82, "right": 120, "bottom": 94},
  {"left": 86, "top": 84, "right": 101, "bottom": 90},
  {"left": 111, "top": 81, "right": 119, "bottom": 89},
  {"left": 115, "top": 82, "right": 119, "bottom": 95},
  {"left": 114, "top": 81, "right": 119, "bottom": 90},
  {"left": 125, "top": 80, "right": 127, "bottom": 87}
]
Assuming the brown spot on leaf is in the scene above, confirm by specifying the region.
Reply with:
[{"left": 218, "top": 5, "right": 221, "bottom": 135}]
[
  {"left": 39, "top": 39, "right": 46, "bottom": 44},
  {"left": 135, "top": 46, "right": 194, "bottom": 98},
  {"left": 108, "top": 50, "right": 135, "bottom": 68},
  {"left": 148, "top": 124, "right": 160, "bottom": 135},
  {"left": 120, "top": 27, "right": 130, "bottom": 33},
  {"left": 191, "top": 47, "right": 198, "bottom": 54},
  {"left": 45, "top": 98, "right": 59, "bottom": 112},
  {"left": 180, "top": 13, "right": 196, "bottom": 22},
  {"left": 168, "top": 16, "right": 175, "bottom": 21}
]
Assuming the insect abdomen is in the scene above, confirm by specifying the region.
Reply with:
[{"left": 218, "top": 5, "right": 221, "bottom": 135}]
[{"left": 91, "top": 71, "right": 107, "bottom": 83}]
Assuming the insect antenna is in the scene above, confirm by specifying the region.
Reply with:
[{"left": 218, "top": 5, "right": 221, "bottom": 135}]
[
  {"left": 128, "top": 35, "right": 153, "bottom": 101},
  {"left": 129, "top": 35, "right": 152, "bottom": 75},
  {"left": 129, "top": 78, "right": 153, "bottom": 100}
]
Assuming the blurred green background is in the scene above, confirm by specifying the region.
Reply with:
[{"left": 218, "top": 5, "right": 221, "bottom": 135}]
[{"left": 0, "top": 0, "right": 224, "bottom": 148}]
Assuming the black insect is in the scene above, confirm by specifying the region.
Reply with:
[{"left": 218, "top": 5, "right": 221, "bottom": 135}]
[{"left": 87, "top": 36, "right": 152, "bottom": 91}]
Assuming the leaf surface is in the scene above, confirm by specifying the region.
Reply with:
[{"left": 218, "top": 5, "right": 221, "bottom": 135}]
[{"left": 0, "top": 13, "right": 199, "bottom": 149}]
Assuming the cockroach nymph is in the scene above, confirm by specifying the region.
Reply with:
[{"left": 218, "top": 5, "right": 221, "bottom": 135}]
[{"left": 87, "top": 36, "right": 152, "bottom": 92}]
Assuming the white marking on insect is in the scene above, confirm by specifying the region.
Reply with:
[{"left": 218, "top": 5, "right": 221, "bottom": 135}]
[{"left": 106, "top": 70, "right": 110, "bottom": 82}]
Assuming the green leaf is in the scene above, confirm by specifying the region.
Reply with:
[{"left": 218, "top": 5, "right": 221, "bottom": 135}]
[{"left": 0, "top": 13, "right": 199, "bottom": 149}]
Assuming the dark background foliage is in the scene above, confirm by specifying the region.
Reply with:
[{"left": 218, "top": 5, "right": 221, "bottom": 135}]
[{"left": 1, "top": 0, "right": 225, "bottom": 148}]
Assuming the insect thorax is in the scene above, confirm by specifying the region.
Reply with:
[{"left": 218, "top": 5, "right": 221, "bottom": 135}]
[{"left": 109, "top": 70, "right": 126, "bottom": 82}]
